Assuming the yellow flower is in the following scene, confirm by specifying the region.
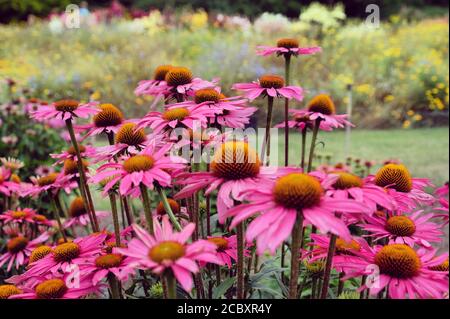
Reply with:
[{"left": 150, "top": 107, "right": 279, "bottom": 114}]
[
  {"left": 384, "top": 95, "right": 395, "bottom": 102},
  {"left": 413, "top": 114, "right": 423, "bottom": 121},
  {"left": 90, "top": 91, "right": 101, "bottom": 100},
  {"left": 402, "top": 120, "right": 411, "bottom": 129},
  {"left": 407, "top": 110, "right": 415, "bottom": 116}
]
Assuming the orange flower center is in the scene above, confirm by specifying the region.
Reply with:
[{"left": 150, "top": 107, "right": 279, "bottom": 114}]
[
  {"left": 67, "top": 144, "right": 86, "bottom": 155},
  {"left": 385, "top": 215, "right": 416, "bottom": 237},
  {"left": 162, "top": 107, "right": 190, "bottom": 121},
  {"left": 374, "top": 244, "right": 421, "bottom": 278},
  {"left": 93, "top": 103, "right": 124, "bottom": 127},
  {"left": 63, "top": 159, "right": 89, "bottom": 176},
  {"left": 154, "top": 65, "right": 173, "bottom": 81},
  {"left": 156, "top": 198, "right": 181, "bottom": 216},
  {"left": 211, "top": 141, "right": 260, "bottom": 180},
  {"left": 68, "top": 197, "right": 87, "bottom": 218},
  {"left": 29, "top": 245, "right": 53, "bottom": 264},
  {"left": 115, "top": 123, "right": 147, "bottom": 146},
  {"left": 332, "top": 172, "right": 363, "bottom": 190},
  {"left": 149, "top": 241, "right": 185, "bottom": 263},
  {"left": 429, "top": 259, "right": 449, "bottom": 272},
  {"left": 194, "top": 89, "right": 221, "bottom": 104},
  {"left": 35, "top": 279, "right": 68, "bottom": 299},
  {"left": 165, "top": 67, "right": 193, "bottom": 87},
  {"left": 277, "top": 38, "right": 299, "bottom": 48},
  {"left": 207, "top": 237, "right": 229, "bottom": 251},
  {"left": 0, "top": 285, "right": 22, "bottom": 299},
  {"left": 335, "top": 238, "right": 361, "bottom": 254},
  {"left": 7, "top": 236, "right": 29, "bottom": 253},
  {"left": 33, "top": 214, "right": 48, "bottom": 222},
  {"left": 54, "top": 99, "right": 79, "bottom": 112},
  {"left": 259, "top": 75, "right": 284, "bottom": 89},
  {"left": 37, "top": 173, "right": 59, "bottom": 187},
  {"left": 374, "top": 164, "right": 412, "bottom": 193},
  {"left": 273, "top": 173, "right": 323, "bottom": 209},
  {"left": 307, "top": 94, "right": 335, "bottom": 115},
  {"left": 12, "top": 210, "right": 28, "bottom": 219},
  {"left": 95, "top": 253, "right": 123, "bottom": 269},
  {"left": 123, "top": 155, "right": 155, "bottom": 173},
  {"left": 53, "top": 242, "right": 80, "bottom": 263}
]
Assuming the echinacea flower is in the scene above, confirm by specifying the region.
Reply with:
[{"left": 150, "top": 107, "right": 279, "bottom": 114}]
[
  {"left": 136, "top": 102, "right": 214, "bottom": 134},
  {"left": 232, "top": 74, "right": 303, "bottom": 101},
  {"left": 369, "top": 163, "right": 435, "bottom": 212},
  {"left": 0, "top": 167, "right": 20, "bottom": 196},
  {"left": 174, "top": 141, "right": 296, "bottom": 221},
  {"left": 203, "top": 235, "right": 250, "bottom": 268},
  {"left": 9, "top": 275, "right": 100, "bottom": 299},
  {"left": 0, "top": 284, "right": 22, "bottom": 299},
  {"left": 223, "top": 172, "right": 372, "bottom": 254},
  {"left": 0, "top": 208, "right": 37, "bottom": 225},
  {"left": 325, "top": 171, "right": 396, "bottom": 213},
  {"left": 24, "top": 233, "right": 107, "bottom": 277},
  {"left": 51, "top": 144, "right": 97, "bottom": 165},
  {"left": 134, "top": 65, "right": 173, "bottom": 97},
  {"left": 78, "top": 252, "right": 135, "bottom": 285},
  {"left": 92, "top": 143, "right": 186, "bottom": 196},
  {"left": 64, "top": 197, "right": 110, "bottom": 228},
  {"left": 291, "top": 94, "right": 353, "bottom": 130},
  {"left": 114, "top": 216, "right": 223, "bottom": 292},
  {"left": 75, "top": 103, "right": 125, "bottom": 139},
  {"left": 256, "top": 38, "right": 322, "bottom": 57},
  {"left": 29, "top": 99, "right": 99, "bottom": 121},
  {"left": 335, "top": 244, "right": 449, "bottom": 299},
  {"left": 24, "top": 172, "right": 75, "bottom": 197},
  {"left": 0, "top": 233, "right": 49, "bottom": 272},
  {"left": 0, "top": 157, "right": 24, "bottom": 172},
  {"left": 361, "top": 210, "right": 443, "bottom": 248}
]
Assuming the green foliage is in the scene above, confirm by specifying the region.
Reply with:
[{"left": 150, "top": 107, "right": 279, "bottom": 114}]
[{"left": 0, "top": 0, "right": 75, "bottom": 23}]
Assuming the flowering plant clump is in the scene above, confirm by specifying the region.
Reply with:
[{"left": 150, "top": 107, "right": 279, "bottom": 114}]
[{"left": 0, "top": 32, "right": 447, "bottom": 302}]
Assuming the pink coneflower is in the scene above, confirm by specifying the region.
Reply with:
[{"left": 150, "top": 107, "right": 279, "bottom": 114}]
[
  {"left": 92, "top": 143, "right": 186, "bottom": 196},
  {"left": 324, "top": 171, "right": 396, "bottom": 213},
  {"left": 223, "top": 171, "right": 372, "bottom": 254},
  {"left": 435, "top": 183, "right": 448, "bottom": 197},
  {"left": 369, "top": 163, "right": 435, "bottom": 212},
  {"left": 433, "top": 197, "right": 449, "bottom": 225},
  {"left": 362, "top": 210, "right": 443, "bottom": 248},
  {"left": 334, "top": 244, "right": 449, "bottom": 299},
  {"left": 291, "top": 95, "right": 353, "bottom": 130},
  {"left": 136, "top": 102, "right": 213, "bottom": 134},
  {"left": 78, "top": 252, "right": 135, "bottom": 285},
  {"left": 232, "top": 75, "right": 303, "bottom": 101},
  {"left": 24, "top": 172, "right": 75, "bottom": 197},
  {"left": 0, "top": 233, "right": 49, "bottom": 272},
  {"left": 51, "top": 144, "right": 96, "bottom": 165},
  {"left": 256, "top": 38, "right": 322, "bottom": 57},
  {"left": 160, "top": 66, "right": 217, "bottom": 100},
  {"left": 134, "top": 65, "right": 174, "bottom": 97},
  {"left": 0, "top": 167, "right": 20, "bottom": 196},
  {"left": 29, "top": 99, "right": 98, "bottom": 121},
  {"left": 115, "top": 216, "right": 223, "bottom": 292},
  {"left": 92, "top": 123, "right": 164, "bottom": 162},
  {"left": 9, "top": 275, "right": 100, "bottom": 299},
  {"left": 0, "top": 208, "right": 36, "bottom": 225},
  {"left": 274, "top": 113, "right": 332, "bottom": 132},
  {"left": 64, "top": 197, "right": 110, "bottom": 228},
  {"left": 203, "top": 235, "right": 250, "bottom": 268},
  {"left": 174, "top": 141, "right": 296, "bottom": 222},
  {"left": 75, "top": 103, "right": 126, "bottom": 139},
  {"left": 24, "top": 233, "right": 107, "bottom": 277}
]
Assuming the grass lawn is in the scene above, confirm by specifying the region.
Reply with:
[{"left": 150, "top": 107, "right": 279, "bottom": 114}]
[{"left": 279, "top": 127, "right": 449, "bottom": 186}]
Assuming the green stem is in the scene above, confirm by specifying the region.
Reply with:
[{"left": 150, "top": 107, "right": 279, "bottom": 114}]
[
  {"left": 108, "top": 275, "right": 122, "bottom": 299},
  {"left": 301, "top": 128, "right": 307, "bottom": 169},
  {"left": 288, "top": 211, "right": 304, "bottom": 299},
  {"left": 260, "top": 96, "right": 274, "bottom": 165},
  {"left": 157, "top": 186, "right": 182, "bottom": 231},
  {"left": 139, "top": 184, "right": 154, "bottom": 235},
  {"left": 319, "top": 233, "right": 337, "bottom": 299},
  {"left": 284, "top": 55, "right": 291, "bottom": 167},
  {"left": 307, "top": 119, "right": 322, "bottom": 173},
  {"left": 108, "top": 192, "right": 121, "bottom": 246},
  {"left": 50, "top": 193, "right": 67, "bottom": 242},
  {"left": 236, "top": 223, "right": 245, "bottom": 299},
  {"left": 65, "top": 119, "right": 99, "bottom": 231},
  {"left": 166, "top": 271, "right": 177, "bottom": 299}
]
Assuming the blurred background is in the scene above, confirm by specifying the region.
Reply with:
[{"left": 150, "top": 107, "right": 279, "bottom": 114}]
[{"left": 0, "top": 1, "right": 448, "bottom": 186}]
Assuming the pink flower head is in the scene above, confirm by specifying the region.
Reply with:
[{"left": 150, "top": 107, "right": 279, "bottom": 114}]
[
  {"left": 368, "top": 163, "right": 435, "bottom": 212},
  {"left": 74, "top": 103, "right": 127, "bottom": 140},
  {"left": 29, "top": 99, "right": 98, "bottom": 122},
  {"left": 134, "top": 65, "right": 173, "bottom": 97},
  {"left": 0, "top": 233, "right": 49, "bottom": 272},
  {"left": 361, "top": 210, "right": 443, "bottom": 248},
  {"left": 0, "top": 167, "right": 20, "bottom": 196},
  {"left": 174, "top": 141, "right": 298, "bottom": 222},
  {"left": 23, "top": 233, "right": 107, "bottom": 278},
  {"left": 334, "top": 244, "right": 449, "bottom": 299},
  {"left": 232, "top": 74, "right": 303, "bottom": 101},
  {"left": 9, "top": 274, "right": 101, "bottom": 299},
  {"left": 136, "top": 102, "right": 214, "bottom": 134},
  {"left": 323, "top": 171, "right": 396, "bottom": 213},
  {"left": 223, "top": 171, "right": 372, "bottom": 255},
  {"left": 115, "top": 216, "right": 223, "bottom": 292},
  {"left": 433, "top": 197, "right": 449, "bottom": 225},
  {"left": 0, "top": 208, "right": 37, "bottom": 225},
  {"left": 64, "top": 196, "right": 110, "bottom": 228},
  {"left": 202, "top": 235, "right": 251, "bottom": 269},
  {"left": 256, "top": 38, "right": 322, "bottom": 57},
  {"left": 24, "top": 172, "right": 75, "bottom": 197},
  {"left": 435, "top": 183, "right": 449, "bottom": 197},
  {"left": 91, "top": 143, "right": 186, "bottom": 196},
  {"left": 50, "top": 144, "right": 97, "bottom": 166}
]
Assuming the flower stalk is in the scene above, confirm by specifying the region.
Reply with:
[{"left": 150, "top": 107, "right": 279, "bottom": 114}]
[{"left": 288, "top": 210, "right": 304, "bottom": 299}]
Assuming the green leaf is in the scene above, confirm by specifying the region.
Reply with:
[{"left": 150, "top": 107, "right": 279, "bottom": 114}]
[{"left": 212, "top": 277, "right": 235, "bottom": 299}]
